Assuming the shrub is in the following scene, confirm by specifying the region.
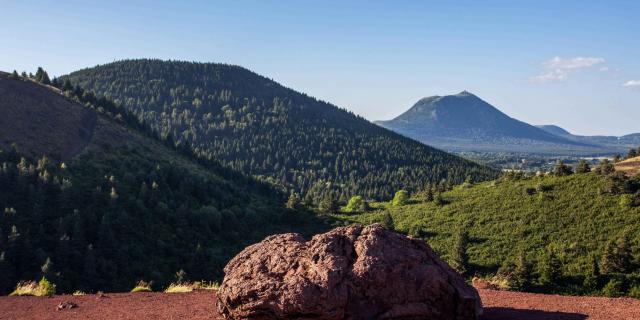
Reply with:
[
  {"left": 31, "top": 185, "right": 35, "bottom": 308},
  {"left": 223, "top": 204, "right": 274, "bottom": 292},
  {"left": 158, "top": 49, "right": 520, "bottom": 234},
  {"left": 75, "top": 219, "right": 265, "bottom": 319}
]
[
  {"left": 131, "top": 280, "right": 153, "bottom": 293},
  {"left": 38, "top": 277, "right": 56, "bottom": 297},
  {"left": 344, "top": 196, "right": 369, "bottom": 213},
  {"left": 9, "top": 277, "right": 56, "bottom": 297},
  {"left": 164, "top": 283, "right": 194, "bottom": 293},
  {"left": 536, "top": 183, "right": 553, "bottom": 192},
  {"left": 602, "top": 278, "right": 624, "bottom": 297},
  {"left": 392, "top": 190, "right": 409, "bottom": 206},
  {"left": 164, "top": 281, "right": 220, "bottom": 293},
  {"left": 628, "top": 286, "right": 640, "bottom": 299},
  {"left": 10, "top": 281, "right": 39, "bottom": 296}
]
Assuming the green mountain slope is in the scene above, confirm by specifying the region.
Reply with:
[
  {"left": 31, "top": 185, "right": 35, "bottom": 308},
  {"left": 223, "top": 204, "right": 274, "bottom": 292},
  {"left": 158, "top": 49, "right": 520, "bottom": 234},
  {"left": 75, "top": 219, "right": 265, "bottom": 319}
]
[
  {"left": 61, "top": 59, "right": 498, "bottom": 202},
  {"left": 0, "top": 72, "right": 326, "bottom": 294},
  {"left": 334, "top": 170, "right": 640, "bottom": 296}
]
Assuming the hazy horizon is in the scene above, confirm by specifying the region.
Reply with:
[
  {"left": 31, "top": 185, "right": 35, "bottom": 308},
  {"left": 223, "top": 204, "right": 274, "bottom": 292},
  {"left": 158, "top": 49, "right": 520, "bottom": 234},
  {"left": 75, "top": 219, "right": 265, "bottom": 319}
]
[{"left": 2, "top": 0, "right": 639, "bottom": 136}]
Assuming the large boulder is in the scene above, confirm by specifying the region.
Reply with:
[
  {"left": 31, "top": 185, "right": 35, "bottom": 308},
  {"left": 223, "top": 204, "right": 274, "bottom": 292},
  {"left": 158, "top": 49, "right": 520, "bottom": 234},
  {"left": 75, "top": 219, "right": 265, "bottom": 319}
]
[{"left": 217, "top": 224, "right": 482, "bottom": 320}]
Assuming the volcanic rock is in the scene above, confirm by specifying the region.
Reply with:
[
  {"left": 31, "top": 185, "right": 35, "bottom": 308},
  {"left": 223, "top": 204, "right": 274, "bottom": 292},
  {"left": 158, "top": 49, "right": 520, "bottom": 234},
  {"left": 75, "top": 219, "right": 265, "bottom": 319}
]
[{"left": 217, "top": 224, "right": 482, "bottom": 319}]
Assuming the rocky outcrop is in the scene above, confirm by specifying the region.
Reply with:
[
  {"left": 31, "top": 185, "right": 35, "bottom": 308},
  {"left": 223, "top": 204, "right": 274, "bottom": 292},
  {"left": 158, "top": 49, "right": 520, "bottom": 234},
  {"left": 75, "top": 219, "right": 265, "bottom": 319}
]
[{"left": 217, "top": 224, "right": 482, "bottom": 319}]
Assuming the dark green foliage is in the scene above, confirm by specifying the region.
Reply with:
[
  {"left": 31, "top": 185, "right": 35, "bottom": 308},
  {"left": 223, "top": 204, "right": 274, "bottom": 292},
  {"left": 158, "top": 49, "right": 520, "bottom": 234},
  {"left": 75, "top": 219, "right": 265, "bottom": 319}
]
[
  {"left": 34, "top": 67, "right": 50, "bottom": 85},
  {"left": 10, "top": 70, "right": 18, "bottom": 79},
  {"left": 600, "top": 235, "right": 632, "bottom": 274},
  {"left": 627, "top": 148, "right": 638, "bottom": 159},
  {"left": 318, "top": 194, "right": 339, "bottom": 214},
  {"left": 538, "top": 248, "right": 562, "bottom": 287},
  {"left": 512, "top": 252, "right": 532, "bottom": 291},
  {"left": 434, "top": 192, "right": 446, "bottom": 206},
  {"left": 554, "top": 160, "right": 573, "bottom": 176},
  {"left": 594, "top": 159, "right": 615, "bottom": 175},
  {"left": 583, "top": 255, "right": 600, "bottom": 292},
  {"left": 425, "top": 185, "right": 434, "bottom": 202},
  {"left": 286, "top": 192, "right": 301, "bottom": 210},
  {"left": 0, "top": 145, "right": 326, "bottom": 294},
  {"left": 604, "top": 171, "right": 639, "bottom": 195},
  {"left": 602, "top": 277, "right": 625, "bottom": 297},
  {"left": 61, "top": 59, "right": 498, "bottom": 204},
  {"left": 381, "top": 212, "right": 394, "bottom": 229},
  {"left": 450, "top": 227, "right": 469, "bottom": 275},
  {"left": 576, "top": 159, "right": 591, "bottom": 174}
]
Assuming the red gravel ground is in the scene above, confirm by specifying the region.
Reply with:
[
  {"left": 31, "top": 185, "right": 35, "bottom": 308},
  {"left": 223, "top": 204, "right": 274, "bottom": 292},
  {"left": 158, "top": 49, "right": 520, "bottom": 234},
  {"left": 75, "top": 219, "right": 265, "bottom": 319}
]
[{"left": 1, "top": 288, "right": 639, "bottom": 320}]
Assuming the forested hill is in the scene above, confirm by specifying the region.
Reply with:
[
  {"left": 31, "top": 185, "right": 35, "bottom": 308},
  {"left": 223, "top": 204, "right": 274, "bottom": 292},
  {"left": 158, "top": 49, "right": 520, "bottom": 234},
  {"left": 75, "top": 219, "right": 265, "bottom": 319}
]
[
  {"left": 62, "top": 59, "right": 498, "bottom": 203},
  {"left": 0, "top": 72, "right": 325, "bottom": 294}
]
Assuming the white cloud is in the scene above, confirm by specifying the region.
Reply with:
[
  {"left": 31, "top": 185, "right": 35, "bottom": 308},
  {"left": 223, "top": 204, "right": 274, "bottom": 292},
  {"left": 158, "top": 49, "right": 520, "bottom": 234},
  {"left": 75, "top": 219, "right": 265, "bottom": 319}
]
[
  {"left": 623, "top": 80, "right": 640, "bottom": 88},
  {"left": 531, "top": 56, "right": 606, "bottom": 83}
]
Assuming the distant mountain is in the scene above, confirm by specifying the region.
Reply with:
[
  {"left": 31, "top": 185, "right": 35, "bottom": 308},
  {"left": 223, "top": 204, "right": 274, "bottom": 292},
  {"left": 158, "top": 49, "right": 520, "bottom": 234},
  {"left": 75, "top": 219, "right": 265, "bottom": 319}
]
[
  {"left": 537, "top": 124, "right": 640, "bottom": 152},
  {"left": 0, "top": 72, "right": 324, "bottom": 294},
  {"left": 376, "top": 91, "right": 619, "bottom": 155},
  {"left": 61, "top": 60, "right": 498, "bottom": 202}
]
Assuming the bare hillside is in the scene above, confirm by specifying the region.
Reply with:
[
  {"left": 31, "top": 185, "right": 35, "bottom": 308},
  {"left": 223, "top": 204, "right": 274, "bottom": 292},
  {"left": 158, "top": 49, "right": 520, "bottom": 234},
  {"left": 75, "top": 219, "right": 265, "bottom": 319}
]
[{"left": 0, "top": 73, "right": 96, "bottom": 160}]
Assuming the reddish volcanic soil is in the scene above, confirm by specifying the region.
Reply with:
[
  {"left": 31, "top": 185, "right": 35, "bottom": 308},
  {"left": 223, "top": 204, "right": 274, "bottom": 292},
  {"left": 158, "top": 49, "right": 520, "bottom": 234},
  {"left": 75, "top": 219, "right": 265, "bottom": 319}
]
[{"left": 1, "top": 288, "right": 639, "bottom": 320}]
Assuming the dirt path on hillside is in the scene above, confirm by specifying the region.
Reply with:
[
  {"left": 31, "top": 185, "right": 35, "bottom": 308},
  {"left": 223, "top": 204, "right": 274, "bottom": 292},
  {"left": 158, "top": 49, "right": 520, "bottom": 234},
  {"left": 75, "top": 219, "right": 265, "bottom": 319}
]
[{"left": 1, "top": 288, "right": 639, "bottom": 320}]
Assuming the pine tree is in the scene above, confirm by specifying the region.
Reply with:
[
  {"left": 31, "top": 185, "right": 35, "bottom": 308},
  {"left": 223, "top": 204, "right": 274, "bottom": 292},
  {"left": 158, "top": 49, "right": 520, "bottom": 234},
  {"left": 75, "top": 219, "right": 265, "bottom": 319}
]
[
  {"left": 381, "top": 212, "right": 394, "bottom": 229},
  {"left": 434, "top": 192, "right": 446, "bottom": 206},
  {"left": 600, "top": 240, "right": 617, "bottom": 274},
  {"left": 595, "top": 159, "right": 615, "bottom": 175},
  {"left": 627, "top": 148, "right": 638, "bottom": 159},
  {"left": 512, "top": 252, "right": 532, "bottom": 290},
  {"left": 425, "top": 185, "right": 434, "bottom": 202},
  {"left": 286, "top": 192, "right": 301, "bottom": 210},
  {"left": 318, "top": 194, "right": 338, "bottom": 214},
  {"left": 35, "top": 67, "right": 45, "bottom": 82},
  {"left": 538, "top": 249, "right": 562, "bottom": 286},
  {"left": 554, "top": 160, "right": 573, "bottom": 176},
  {"left": 10, "top": 70, "right": 19, "bottom": 79},
  {"left": 583, "top": 254, "right": 600, "bottom": 292},
  {"left": 615, "top": 235, "right": 632, "bottom": 273},
  {"left": 576, "top": 160, "right": 591, "bottom": 174},
  {"left": 41, "top": 71, "right": 51, "bottom": 85},
  {"left": 450, "top": 227, "right": 469, "bottom": 275}
]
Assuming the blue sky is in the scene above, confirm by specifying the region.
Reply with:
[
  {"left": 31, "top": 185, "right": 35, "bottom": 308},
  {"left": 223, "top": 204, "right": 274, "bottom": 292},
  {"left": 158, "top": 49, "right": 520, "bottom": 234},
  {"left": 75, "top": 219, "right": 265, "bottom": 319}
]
[{"left": 2, "top": 0, "right": 639, "bottom": 135}]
